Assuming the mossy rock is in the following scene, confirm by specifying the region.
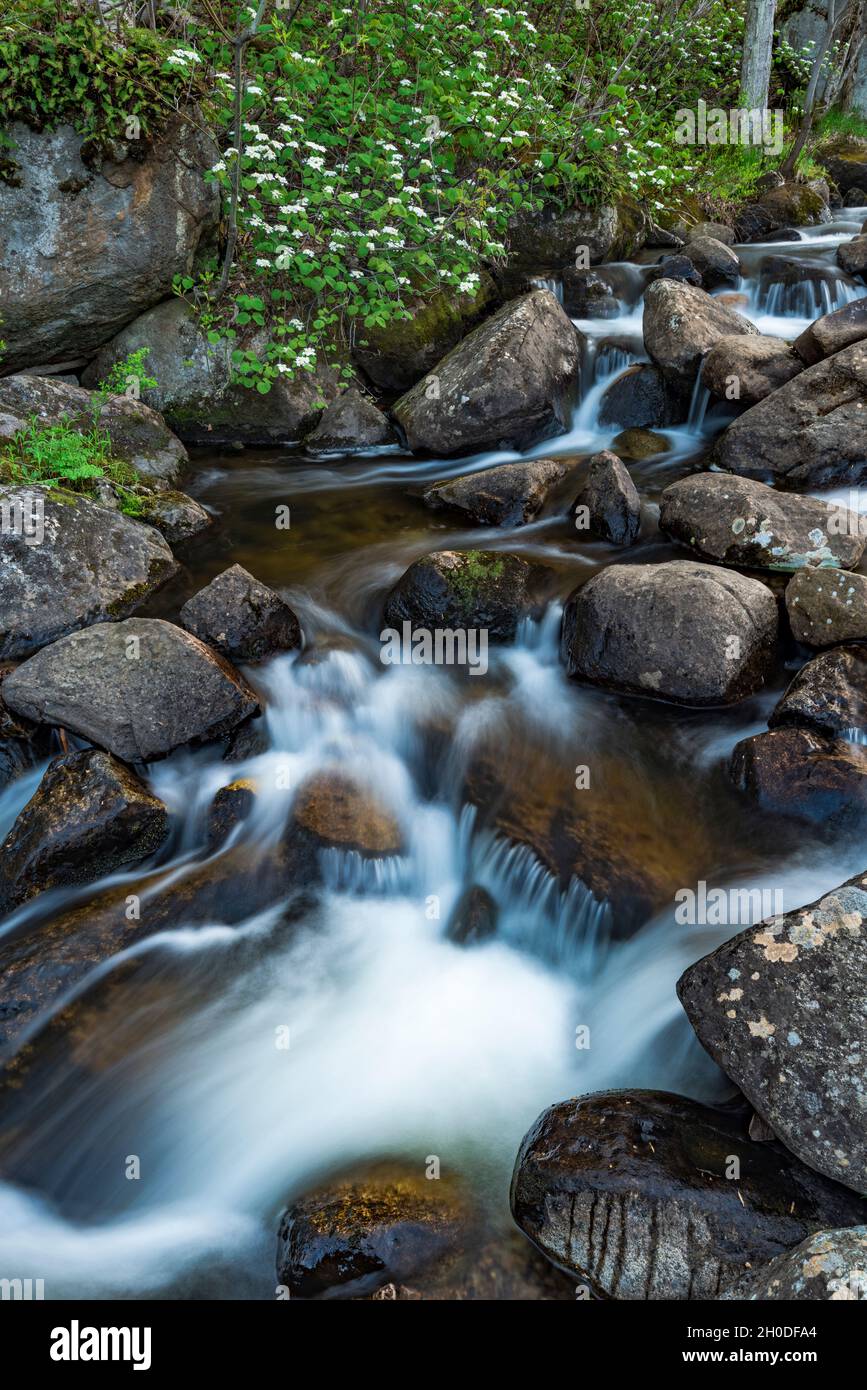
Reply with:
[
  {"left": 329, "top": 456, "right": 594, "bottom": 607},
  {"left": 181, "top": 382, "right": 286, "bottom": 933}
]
[{"left": 816, "top": 135, "right": 867, "bottom": 196}]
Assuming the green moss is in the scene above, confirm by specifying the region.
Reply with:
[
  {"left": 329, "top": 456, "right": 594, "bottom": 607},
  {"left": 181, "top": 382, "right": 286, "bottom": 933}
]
[{"left": 449, "top": 551, "right": 506, "bottom": 605}]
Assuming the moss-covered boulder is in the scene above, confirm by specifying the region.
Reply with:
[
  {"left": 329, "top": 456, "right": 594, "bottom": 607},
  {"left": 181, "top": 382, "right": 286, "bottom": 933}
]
[
  {"left": 383, "top": 549, "right": 550, "bottom": 641},
  {"left": 734, "top": 183, "right": 831, "bottom": 242},
  {"left": 507, "top": 198, "right": 646, "bottom": 271},
  {"left": 816, "top": 134, "right": 867, "bottom": 197}
]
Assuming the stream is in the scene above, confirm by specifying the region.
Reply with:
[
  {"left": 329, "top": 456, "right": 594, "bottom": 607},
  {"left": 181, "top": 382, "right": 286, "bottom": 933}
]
[{"left": 1, "top": 210, "right": 866, "bottom": 1299}]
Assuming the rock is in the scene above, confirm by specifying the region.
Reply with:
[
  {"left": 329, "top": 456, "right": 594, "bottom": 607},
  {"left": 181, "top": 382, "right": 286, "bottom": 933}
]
[
  {"left": 422, "top": 458, "right": 566, "bottom": 528},
  {"left": 645, "top": 254, "right": 703, "bottom": 288},
  {"left": 758, "top": 254, "right": 837, "bottom": 302},
  {"left": 0, "top": 487, "right": 177, "bottom": 660},
  {"left": 276, "top": 1162, "right": 472, "bottom": 1298},
  {"left": 573, "top": 450, "right": 640, "bottom": 546},
  {"left": 206, "top": 778, "right": 257, "bottom": 852},
  {"left": 560, "top": 560, "right": 778, "bottom": 706},
  {"left": 510, "top": 1090, "right": 867, "bottom": 1298},
  {"left": 837, "top": 236, "right": 867, "bottom": 278},
  {"left": 678, "top": 871, "right": 867, "bottom": 1195},
  {"left": 816, "top": 135, "right": 867, "bottom": 196},
  {"left": 391, "top": 290, "right": 581, "bottom": 456},
  {"left": 769, "top": 645, "right": 867, "bottom": 740},
  {"left": 0, "top": 749, "right": 169, "bottom": 913},
  {"left": 445, "top": 885, "right": 497, "bottom": 945},
  {"left": 786, "top": 568, "right": 867, "bottom": 647},
  {"left": 713, "top": 340, "right": 867, "bottom": 488},
  {"left": 701, "top": 334, "right": 804, "bottom": 404},
  {"left": 0, "top": 691, "right": 49, "bottom": 792},
  {"left": 658, "top": 474, "right": 864, "bottom": 571},
  {"left": 179, "top": 565, "right": 301, "bottom": 664},
  {"left": 81, "top": 299, "right": 343, "bottom": 447},
  {"left": 507, "top": 201, "right": 643, "bottom": 271},
  {"left": 720, "top": 1226, "right": 867, "bottom": 1300},
  {"left": 136, "top": 490, "right": 213, "bottom": 544},
  {"left": 0, "top": 112, "right": 219, "bottom": 372},
  {"left": 645, "top": 223, "right": 685, "bottom": 249},
  {"left": 223, "top": 716, "right": 269, "bottom": 763},
  {"left": 352, "top": 277, "right": 499, "bottom": 393},
  {"left": 794, "top": 297, "right": 867, "bottom": 364},
  {"left": 290, "top": 771, "right": 403, "bottom": 858},
  {"left": 611, "top": 427, "right": 671, "bottom": 459},
  {"left": 560, "top": 268, "right": 620, "bottom": 318},
  {"left": 365, "top": 1229, "right": 576, "bottom": 1300},
  {"left": 734, "top": 184, "right": 831, "bottom": 242},
  {"left": 597, "top": 364, "right": 685, "bottom": 429},
  {"left": 643, "top": 280, "right": 758, "bottom": 389},
  {"left": 729, "top": 726, "right": 867, "bottom": 827},
  {"left": 688, "top": 221, "right": 736, "bottom": 246},
  {"left": 2, "top": 619, "right": 259, "bottom": 762},
  {"left": 844, "top": 187, "right": 867, "bottom": 207},
  {"left": 0, "top": 373, "right": 187, "bottom": 484},
  {"left": 681, "top": 236, "right": 741, "bottom": 290},
  {"left": 305, "top": 387, "right": 395, "bottom": 452},
  {"left": 383, "top": 550, "right": 547, "bottom": 641}
]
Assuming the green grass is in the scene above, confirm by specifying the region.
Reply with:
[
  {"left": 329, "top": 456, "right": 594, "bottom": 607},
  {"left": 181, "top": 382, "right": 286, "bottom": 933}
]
[
  {"left": 0, "top": 417, "right": 147, "bottom": 515},
  {"left": 815, "top": 111, "right": 867, "bottom": 142}
]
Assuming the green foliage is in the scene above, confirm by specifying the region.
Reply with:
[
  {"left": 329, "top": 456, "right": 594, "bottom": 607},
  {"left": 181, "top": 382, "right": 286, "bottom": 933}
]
[
  {"left": 94, "top": 347, "right": 158, "bottom": 411},
  {"left": 0, "top": 417, "right": 146, "bottom": 516}
]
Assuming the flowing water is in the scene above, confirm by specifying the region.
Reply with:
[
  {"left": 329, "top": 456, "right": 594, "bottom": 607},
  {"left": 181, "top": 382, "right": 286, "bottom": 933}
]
[{"left": 1, "top": 211, "right": 866, "bottom": 1299}]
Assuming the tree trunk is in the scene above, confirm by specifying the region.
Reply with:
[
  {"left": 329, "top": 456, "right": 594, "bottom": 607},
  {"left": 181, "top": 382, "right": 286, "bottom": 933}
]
[{"left": 740, "top": 0, "right": 777, "bottom": 111}]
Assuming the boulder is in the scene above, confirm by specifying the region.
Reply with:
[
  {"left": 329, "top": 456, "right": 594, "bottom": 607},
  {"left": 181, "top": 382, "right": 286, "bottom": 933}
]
[
  {"left": 734, "top": 184, "right": 830, "bottom": 242},
  {"left": 713, "top": 340, "right": 867, "bottom": 488},
  {"left": 383, "top": 550, "right": 548, "bottom": 641},
  {"left": 422, "top": 458, "right": 566, "bottom": 528},
  {"left": 645, "top": 223, "right": 685, "bottom": 248},
  {"left": 0, "top": 749, "right": 169, "bottom": 913},
  {"left": 0, "top": 487, "right": 177, "bottom": 660},
  {"left": 0, "top": 112, "right": 219, "bottom": 372},
  {"left": 510, "top": 1090, "right": 867, "bottom": 1298},
  {"left": 684, "top": 236, "right": 742, "bottom": 289},
  {"left": 786, "top": 568, "right": 867, "bottom": 647},
  {"left": 794, "top": 296, "right": 867, "bottom": 364},
  {"left": 0, "top": 692, "right": 49, "bottom": 792},
  {"left": 351, "top": 276, "right": 500, "bottom": 393},
  {"left": 137, "top": 490, "right": 213, "bottom": 544},
  {"left": 658, "top": 474, "right": 864, "bottom": 571},
  {"left": 290, "top": 771, "right": 403, "bottom": 858},
  {"left": 81, "top": 298, "right": 343, "bottom": 447},
  {"left": 573, "top": 449, "right": 640, "bottom": 546},
  {"left": 701, "top": 334, "right": 804, "bottom": 405},
  {"left": 560, "top": 268, "right": 620, "bottom": 318},
  {"left": 507, "top": 201, "right": 644, "bottom": 271},
  {"left": 645, "top": 254, "right": 703, "bottom": 289},
  {"left": 560, "top": 561, "right": 778, "bottom": 706},
  {"left": 364, "top": 1229, "right": 575, "bottom": 1300},
  {"left": 305, "top": 387, "right": 395, "bottom": 452},
  {"left": 678, "top": 872, "right": 867, "bottom": 1195},
  {"left": 688, "top": 221, "right": 736, "bottom": 246},
  {"left": 2, "top": 619, "right": 259, "bottom": 762},
  {"left": 729, "top": 726, "right": 867, "bottom": 827},
  {"left": 837, "top": 236, "right": 867, "bottom": 278},
  {"left": 206, "top": 778, "right": 257, "bottom": 852},
  {"left": 597, "top": 363, "right": 685, "bottom": 428},
  {"left": 444, "top": 885, "right": 497, "bottom": 946},
  {"left": 612, "top": 427, "right": 671, "bottom": 459},
  {"left": 0, "top": 373, "right": 187, "bottom": 484},
  {"left": 643, "top": 280, "right": 758, "bottom": 389},
  {"left": 769, "top": 644, "right": 867, "bottom": 739},
  {"left": 816, "top": 135, "right": 867, "bottom": 196},
  {"left": 720, "top": 1226, "right": 867, "bottom": 1300},
  {"left": 179, "top": 564, "right": 302, "bottom": 663},
  {"left": 391, "top": 290, "right": 581, "bottom": 456}
]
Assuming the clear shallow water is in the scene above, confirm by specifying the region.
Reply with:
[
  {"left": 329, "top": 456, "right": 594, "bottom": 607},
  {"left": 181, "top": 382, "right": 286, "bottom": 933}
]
[{"left": 1, "top": 213, "right": 866, "bottom": 1299}]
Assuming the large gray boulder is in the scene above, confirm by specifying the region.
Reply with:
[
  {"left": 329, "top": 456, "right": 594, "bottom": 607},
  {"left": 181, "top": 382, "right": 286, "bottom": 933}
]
[
  {"left": 701, "top": 334, "right": 803, "bottom": 405},
  {"left": 786, "top": 569, "right": 867, "bottom": 647},
  {"left": 510, "top": 1090, "right": 867, "bottom": 1298},
  {"left": 0, "top": 113, "right": 218, "bottom": 372},
  {"left": 422, "top": 458, "right": 566, "bottom": 528},
  {"left": 713, "top": 340, "right": 867, "bottom": 487},
  {"left": 2, "top": 619, "right": 259, "bottom": 762},
  {"left": 643, "top": 279, "right": 758, "bottom": 389},
  {"left": 678, "top": 873, "right": 867, "bottom": 1195},
  {"left": 561, "top": 560, "right": 778, "bottom": 706},
  {"left": 507, "top": 201, "right": 643, "bottom": 270},
  {"left": 683, "top": 235, "right": 741, "bottom": 289},
  {"left": 720, "top": 1226, "right": 867, "bottom": 1299},
  {"left": 794, "top": 296, "right": 867, "bottom": 364},
  {"left": 659, "top": 473, "right": 864, "bottom": 571},
  {"left": 392, "top": 291, "right": 581, "bottom": 455},
  {"left": 838, "top": 236, "right": 867, "bottom": 279},
  {"left": 0, "top": 487, "right": 177, "bottom": 660},
  {"left": 305, "top": 388, "right": 395, "bottom": 452}
]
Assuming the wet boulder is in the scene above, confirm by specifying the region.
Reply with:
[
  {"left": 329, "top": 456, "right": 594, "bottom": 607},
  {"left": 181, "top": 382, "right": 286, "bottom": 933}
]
[
  {"left": 683, "top": 236, "right": 741, "bottom": 290},
  {"left": 507, "top": 202, "right": 642, "bottom": 271},
  {"left": 729, "top": 726, "right": 867, "bottom": 827},
  {"left": 678, "top": 872, "right": 867, "bottom": 1195},
  {"left": 837, "top": 236, "right": 867, "bottom": 279},
  {"left": 786, "top": 569, "right": 867, "bottom": 647},
  {"left": 572, "top": 449, "right": 640, "bottom": 546},
  {"left": 137, "top": 490, "right": 213, "bottom": 544},
  {"left": 0, "top": 692, "right": 49, "bottom": 792},
  {"left": 2, "top": 619, "right": 259, "bottom": 762},
  {"left": 701, "top": 334, "right": 803, "bottom": 405},
  {"left": 769, "top": 644, "right": 867, "bottom": 740},
  {"left": 0, "top": 749, "right": 169, "bottom": 914},
  {"left": 445, "top": 885, "right": 497, "bottom": 945},
  {"left": 597, "top": 363, "right": 685, "bottom": 428},
  {"left": 713, "top": 340, "right": 867, "bottom": 488},
  {"left": 720, "top": 1226, "right": 867, "bottom": 1300},
  {"left": 305, "top": 387, "right": 395, "bottom": 452},
  {"left": 794, "top": 296, "right": 867, "bottom": 364},
  {"left": 0, "top": 487, "right": 178, "bottom": 660},
  {"left": 288, "top": 771, "right": 403, "bottom": 859},
  {"left": 645, "top": 254, "right": 703, "bottom": 289},
  {"left": 734, "top": 184, "right": 830, "bottom": 242},
  {"left": 561, "top": 561, "right": 778, "bottom": 706},
  {"left": 560, "top": 268, "right": 619, "bottom": 318},
  {"left": 391, "top": 291, "right": 581, "bottom": 456},
  {"left": 422, "top": 458, "right": 567, "bottom": 528},
  {"left": 612, "top": 427, "right": 671, "bottom": 459},
  {"left": 510, "top": 1090, "right": 867, "bottom": 1298},
  {"left": 658, "top": 474, "right": 864, "bottom": 572},
  {"left": 206, "top": 778, "right": 258, "bottom": 852},
  {"left": 179, "top": 565, "right": 301, "bottom": 664},
  {"left": 383, "top": 550, "right": 548, "bottom": 641},
  {"left": 643, "top": 280, "right": 758, "bottom": 389}
]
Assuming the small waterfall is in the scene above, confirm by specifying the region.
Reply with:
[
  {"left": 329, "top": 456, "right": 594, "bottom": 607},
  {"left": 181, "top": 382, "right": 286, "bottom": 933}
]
[{"left": 686, "top": 364, "right": 711, "bottom": 434}]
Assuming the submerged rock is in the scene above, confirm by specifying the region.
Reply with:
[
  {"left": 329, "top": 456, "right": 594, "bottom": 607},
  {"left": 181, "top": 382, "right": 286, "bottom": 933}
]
[
  {"left": 0, "top": 487, "right": 178, "bottom": 660},
  {"left": 701, "top": 334, "right": 803, "bottom": 405},
  {"left": 658, "top": 474, "right": 864, "bottom": 571},
  {"left": 729, "top": 726, "right": 867, "bottom": 827},
  {"left": 0, "top": 749, "right": 169, "bottom": 913},
  {"left": 769, "top": 644, "right": 867, "bottom": 740},
  {"left": 794, "top": 296, "right": 867, "bottom": 364},
  {"left": 786, "top": 569, "right": 867, "bottom": 647},
  {"left": 573, "top": 449, "right": 640, "bottom": 546},
  {"left": 289, "top": 771, "right": 403, "bottom": 858},
  {"left": 720, "top": 1226, "right": 867, "bottom": 1300},
  {"left": 383, "top": 549, "right": 548, "bottom": 641},
  {"left": 392, "top": 290, "right": 581, "bottom": 456},
  {"left": 597, "top": 363, "right": 684, "bottom": 429},
  {"left": 305, "top": 387, "right": 395, "bottom": 452},
  {"left": 611, "top": 427, "right": 671, "bottom": 458},
  {"left": 445, "top": 885, "right": 497, "bottom": 945},
  {"left": 561, "top": 561, "right": 778, "bottom": 706},
  {"left": 422, "top": 459, "right": 566, "bottom": 528},
  {"left": 2, "top": 619, "right": 259, "bottom": 762},
  {"left": 678, "top": 873, "right": 867, "bottom": 1195},
  {"left": 206, "top": 778, "right": 258, "bottom": 853},
  {"left": 510, "top": 1090, "right": 866, "bottom": 1298},
  {"left": 179, "top": 564, "right": 302, "bottom": 664},
  {"left": 643, "top": 280, "right": 758, "bottom": 389}
]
